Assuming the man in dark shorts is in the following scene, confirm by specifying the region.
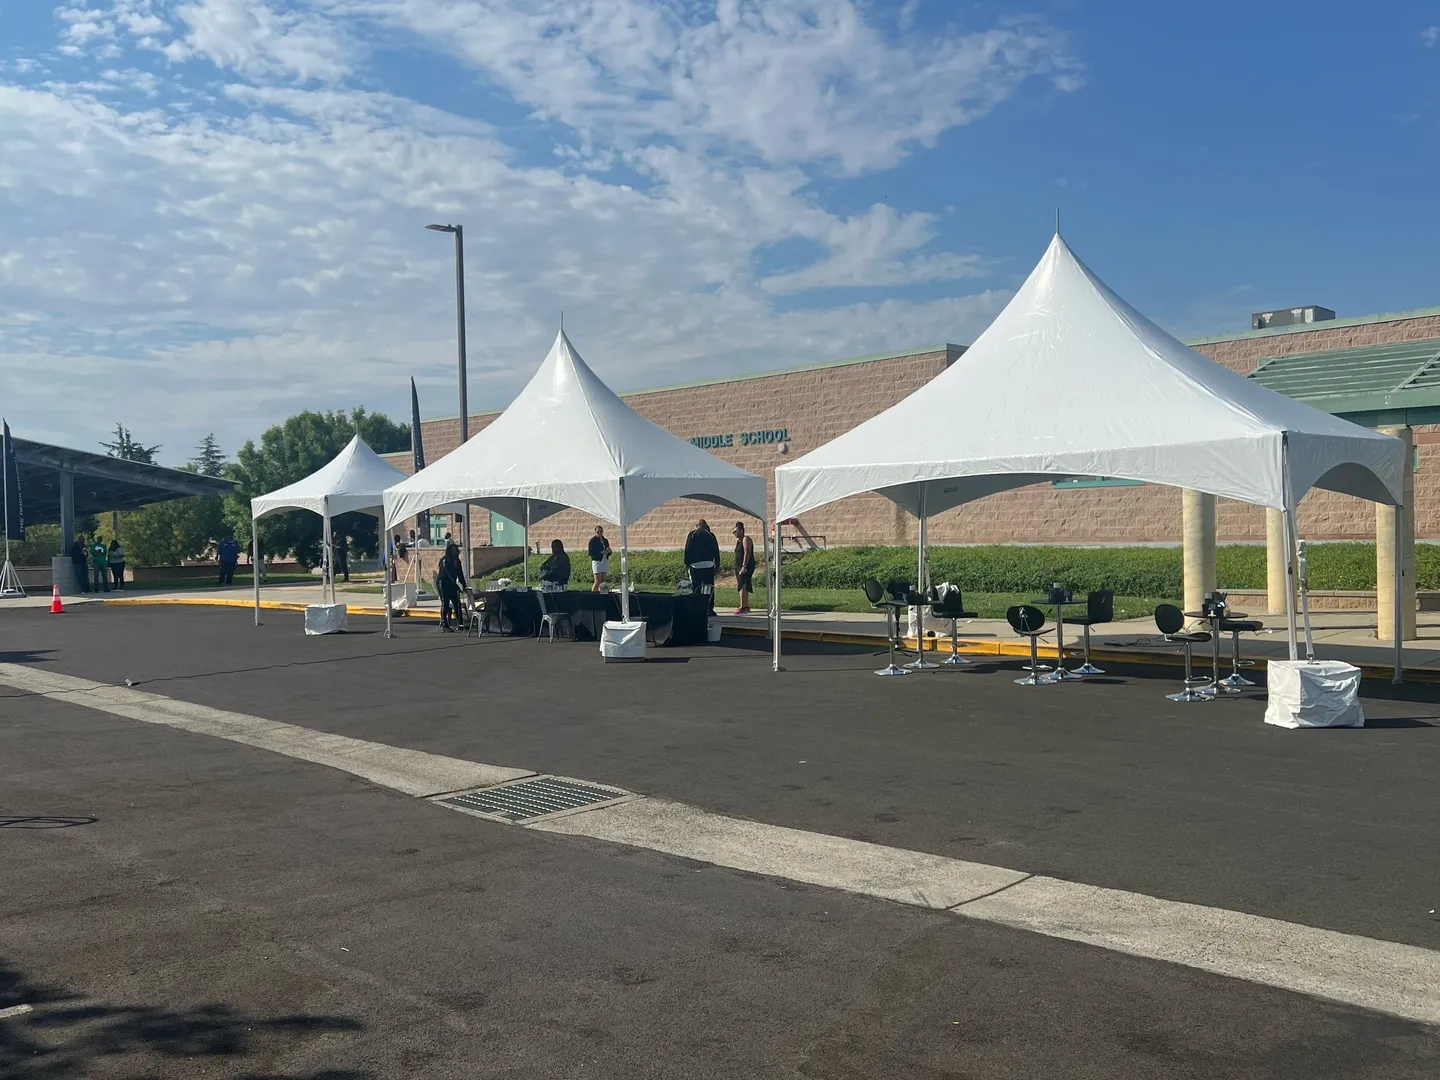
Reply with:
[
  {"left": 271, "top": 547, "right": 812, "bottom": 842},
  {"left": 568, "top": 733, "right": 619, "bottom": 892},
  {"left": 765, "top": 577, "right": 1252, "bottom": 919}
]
[{"left": 732, "top": 521, "right": 756, "bottom": 614}]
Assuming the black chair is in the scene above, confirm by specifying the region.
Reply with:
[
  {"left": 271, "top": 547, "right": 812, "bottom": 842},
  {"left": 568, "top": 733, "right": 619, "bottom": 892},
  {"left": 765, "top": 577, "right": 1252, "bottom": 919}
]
[
  {"left": 1006, "top": 605, "right": 1055, "bottom": 686},
  {"left": 931, "top": 588, "right": 978, "bottom": 665},
  {"left": 1066, "top": 590, "right": 1113, "bottom": 676},
  {"left": 536, "top": 589, "right": 573, "bottom": 643},
  {"left": 863, "top": 577, "right": 909, "bottom": 676},
  {"left": 1218, "top": 617, "right": 1263, "bottom": 688},
  {"left": 1155, "top": 604, "right": 1212, "bottom": 702}
]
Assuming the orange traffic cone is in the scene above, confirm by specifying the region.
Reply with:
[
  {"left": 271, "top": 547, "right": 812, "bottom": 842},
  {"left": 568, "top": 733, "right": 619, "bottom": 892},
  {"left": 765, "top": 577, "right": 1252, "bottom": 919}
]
[{"left": 50, "top": 584, "right": 65, "bottom": 614}]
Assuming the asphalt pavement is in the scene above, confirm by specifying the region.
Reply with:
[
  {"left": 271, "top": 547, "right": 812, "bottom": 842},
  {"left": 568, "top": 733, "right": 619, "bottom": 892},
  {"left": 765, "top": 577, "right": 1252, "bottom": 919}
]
[{"left": 2, "top": 603, "right": 1439, "bottom": 1077}]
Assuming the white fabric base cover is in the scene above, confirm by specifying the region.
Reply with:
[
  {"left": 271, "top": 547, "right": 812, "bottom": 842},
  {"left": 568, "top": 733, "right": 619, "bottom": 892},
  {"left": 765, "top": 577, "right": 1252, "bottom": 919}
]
[
  {"left": 1264, "top": 660, "right": 1364, "bottom": 728},
  {"left": 389, "top": 582, "right": 419, "bottom": 610},
  {"left": 304, "top": 603, "right": 349, "bottom": 636},
  {"left": 600, "top": 620, "right": 646, "bottom": 662}
]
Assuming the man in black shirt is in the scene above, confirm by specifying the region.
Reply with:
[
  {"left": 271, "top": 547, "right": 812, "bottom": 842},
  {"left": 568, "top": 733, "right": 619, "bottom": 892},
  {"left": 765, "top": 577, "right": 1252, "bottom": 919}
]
[
  {"left": 683, "top": 519, "right": 720, "bottom": 615},
  {"left": 437, "top": 541, "right": 467, "bottom": 632}
]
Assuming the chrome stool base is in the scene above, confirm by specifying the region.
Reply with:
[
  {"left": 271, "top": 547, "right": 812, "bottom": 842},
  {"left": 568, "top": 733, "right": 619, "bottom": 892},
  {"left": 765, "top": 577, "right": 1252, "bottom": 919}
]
[
  {"left": 941, "top": 653, "right": 970, "bottom": 665},
  {"left": 905, "top": 659, "right": 940, "bottom": 671},
  {"left": 1015, "top": 672, "right": 1057, "bottom": 686},
  {"left": 1073, "top": 662, "right": 1104, "bottom": 675},
  {"left": 1218, "top": 673, "right": 1255, "bottom": 688},
  {"left": 875, "top": 663, "right": 910, "bottom": 677},
  {"left": 1049, "top": 667, "right": 1084, "bottom": 682},
  {"left": 1166, "top": 687, "right": 1211, "bottom": 702}
]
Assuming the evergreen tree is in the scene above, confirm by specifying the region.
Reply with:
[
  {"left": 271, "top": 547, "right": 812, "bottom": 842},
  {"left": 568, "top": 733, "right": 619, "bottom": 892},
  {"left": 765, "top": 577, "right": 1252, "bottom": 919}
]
[
  {"left": 190, "top": 433, "right": 226, "bottom": 477},
  {"left": 100, "top": 423, "right": 160, "bottom": 464}
]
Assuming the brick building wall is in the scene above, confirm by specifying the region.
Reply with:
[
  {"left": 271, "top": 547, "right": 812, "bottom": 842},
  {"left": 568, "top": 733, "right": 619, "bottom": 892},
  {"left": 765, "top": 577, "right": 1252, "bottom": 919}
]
[{"left": 394, "top": 311, "right": 1440, "bottom": 552}]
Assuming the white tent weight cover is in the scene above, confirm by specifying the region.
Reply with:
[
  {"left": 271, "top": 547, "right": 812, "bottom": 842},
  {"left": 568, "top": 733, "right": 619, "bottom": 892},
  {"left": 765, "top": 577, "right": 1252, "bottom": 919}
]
[
  {"left": 382, "top": 330, "right": 768, "bottom": 627},
  {"left": 250, "top": 434, "right": 410, "bottom": 618},
  {"left": 772, "top": 233, "right": 1407, "bottom": 674}
]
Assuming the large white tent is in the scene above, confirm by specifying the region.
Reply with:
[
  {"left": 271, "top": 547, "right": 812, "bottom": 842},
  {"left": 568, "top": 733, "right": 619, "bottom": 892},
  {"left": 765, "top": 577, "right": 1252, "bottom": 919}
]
[
  {"left": 773, "top": 233, "right": 1408, "bottom": 675},
  {"left": 382, "top": 329, "right": 768, "bottom": 628},
  {"left": 250, "top": 434, "right": 409, "bottom": 617}
]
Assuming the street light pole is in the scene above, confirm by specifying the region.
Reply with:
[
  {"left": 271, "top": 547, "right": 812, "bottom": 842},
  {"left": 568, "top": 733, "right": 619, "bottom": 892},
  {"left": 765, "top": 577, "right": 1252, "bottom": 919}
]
[{"left": 426, "top": 223, "right": 469, "bottom": 560}]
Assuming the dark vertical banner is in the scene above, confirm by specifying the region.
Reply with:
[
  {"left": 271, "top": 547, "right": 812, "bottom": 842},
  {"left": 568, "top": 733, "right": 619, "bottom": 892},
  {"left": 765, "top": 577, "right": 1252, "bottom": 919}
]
[
  {"left": 2, "top": 420, "right": 23, "bottom": 541},
  {"left": 410, "top": 379, "right": 429, "bottom": 540}
]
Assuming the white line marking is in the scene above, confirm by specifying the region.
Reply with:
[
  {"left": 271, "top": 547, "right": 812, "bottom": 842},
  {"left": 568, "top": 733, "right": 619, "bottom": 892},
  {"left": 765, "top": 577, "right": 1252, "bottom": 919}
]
[
  {"left": 0, "top": 663, "right": 531, "bottom": 797},
  {"left": 5, "top": 662, "right": 1439, "bottom": 1025},
  {"left": 0, "top": 1004, "right": 34, "bottom": 1019}
]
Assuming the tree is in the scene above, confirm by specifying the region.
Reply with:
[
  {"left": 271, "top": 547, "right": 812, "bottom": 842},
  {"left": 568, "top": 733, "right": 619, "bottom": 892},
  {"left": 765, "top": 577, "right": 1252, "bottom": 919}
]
[
  {"left": 100, "top": 424, "right": 160, "bottom": 464},
  {"left": 223, "top": 408, "right": 409, "bottom": 568},
  {"left": 191, "top": 433, "right": 226, "bottom": 477},
  {"left": 103, "top": 493, "right": 217, "bottom": 567}
]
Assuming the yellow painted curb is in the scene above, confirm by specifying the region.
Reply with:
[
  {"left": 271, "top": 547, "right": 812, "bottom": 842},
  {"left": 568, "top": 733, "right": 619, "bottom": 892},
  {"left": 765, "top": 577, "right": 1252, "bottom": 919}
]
[{"left": 105, "top": 597, "right": 440, "bottom": 620}]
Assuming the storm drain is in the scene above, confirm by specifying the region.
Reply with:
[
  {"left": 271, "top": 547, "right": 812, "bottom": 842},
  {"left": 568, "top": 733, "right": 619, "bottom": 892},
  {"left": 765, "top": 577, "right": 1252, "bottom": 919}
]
[{"left": 438, "top": 776, "right": 630, "bottom": 823}]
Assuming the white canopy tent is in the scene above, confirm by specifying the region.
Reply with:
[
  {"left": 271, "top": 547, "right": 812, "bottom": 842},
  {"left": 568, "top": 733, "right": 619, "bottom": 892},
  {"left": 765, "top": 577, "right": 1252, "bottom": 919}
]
[
  {"left": 249, "top": 434, "right": 410, "bottom": 619},
  {"left": 382, "top": 330, "right": 769, "bottom": 631},
  {"left": 773, "top": 233, "right": 1408, "bottom": 677}
]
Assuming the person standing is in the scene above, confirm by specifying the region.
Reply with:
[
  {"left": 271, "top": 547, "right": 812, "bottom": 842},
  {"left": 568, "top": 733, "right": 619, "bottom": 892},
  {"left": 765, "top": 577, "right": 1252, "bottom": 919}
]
[
  {"left": 217, "top": 535, "right": 240, "bottom": 585},
  {"left": 89, "top": 536, "right": 110, "bottom": 593},
  {"left": 108, "top": 539, "right": 126, "bottom": 590},
  {"left": 437, "top": 540, "right": 467, "bottom": 632},
  {"left": 732, "top": 521, "right": 756, "bottom": 614},
  {"left": 587, "top": 526, "right": 611, "bottom": 592},
  {"left": 333, "top": 534, "right": 349, "bottom": 583},
  {"left": 683, "top": 519, "right": 720, "bottom": 615},
  {"left": 70, "top": 536, "right": 90, "bottom": 593}
]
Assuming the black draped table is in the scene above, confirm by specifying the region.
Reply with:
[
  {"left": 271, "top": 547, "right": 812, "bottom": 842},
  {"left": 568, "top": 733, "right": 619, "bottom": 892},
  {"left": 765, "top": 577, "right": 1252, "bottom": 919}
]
[{"left": 481, "top": 589, "right": 708, "bottom": 646}]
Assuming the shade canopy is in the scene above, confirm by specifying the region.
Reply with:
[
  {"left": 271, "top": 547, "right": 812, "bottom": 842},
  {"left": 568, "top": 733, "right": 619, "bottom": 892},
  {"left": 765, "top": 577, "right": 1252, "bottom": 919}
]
[
  {"left": 251, "top": 435, "right": 408, "bottom": 521},
  {"left": 383, "top": 330, "right": 768, "bottom": 530},
  {"left": 775, "top": 234, "right": 1406, "bottom": 521}
]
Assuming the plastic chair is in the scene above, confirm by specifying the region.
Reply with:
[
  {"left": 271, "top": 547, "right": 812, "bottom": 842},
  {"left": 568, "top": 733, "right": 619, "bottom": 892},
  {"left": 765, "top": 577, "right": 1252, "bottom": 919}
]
[
  {"left": 536, "top": 589, "right": 573, "bottom": 643},
  {"left": 863, "top": 577, "right": 909, "bottom": 676},
  {"left": 1218, "top": 617, "right": 1263, "bottom": 688},
  {"left": 930, "top": 588, "right": 978, "bottom": 665},
  {"left": 1155, "top": 604, "right": 1212, "bottom": 702},
  {"left": 1066, "top": 590, "right": 1113, "bottom": 676},
  {"left": 1006, "top": 605, "right": 1055, "bottom": 686}
]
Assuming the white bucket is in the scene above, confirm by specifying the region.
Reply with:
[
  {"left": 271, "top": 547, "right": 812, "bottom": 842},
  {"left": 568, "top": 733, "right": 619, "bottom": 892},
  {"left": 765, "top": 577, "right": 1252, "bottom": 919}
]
[{"left": 706, "top": 619, "right": 723, "bottom": 643}]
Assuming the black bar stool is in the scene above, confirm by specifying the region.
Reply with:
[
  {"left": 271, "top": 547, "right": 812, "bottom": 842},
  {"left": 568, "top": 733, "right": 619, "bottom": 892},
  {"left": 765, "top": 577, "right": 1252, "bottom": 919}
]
[
  {"left": 863, "top": 577, "right": 909, "bottom": 676},
  {"left": 930, "top": 588, "right": 978, "bottom": 665},
  {"left": 1155, "top": 604, "right": 1212, "bottom": 702},
  {"left": 1006, "top": 605, "right": 1055, "bottom": 686},
  {"left": 1218, "top": 617, "right": 1263, "bottom": 688},
  {"left": 1065, "top": 589, "right": 1113, "bottom": 676}
]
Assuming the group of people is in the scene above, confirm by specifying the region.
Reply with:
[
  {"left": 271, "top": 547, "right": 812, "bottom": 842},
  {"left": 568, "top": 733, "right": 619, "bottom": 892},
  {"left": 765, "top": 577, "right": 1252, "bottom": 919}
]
[
  {"left": 68, "top": 536, "right": 125, "bottom": 593},
  {"left": 422, "top": 517, "right": 758, "bottom": 632},
  {"left": 530, "top": 518, "right": 756, "bottom": 615}
]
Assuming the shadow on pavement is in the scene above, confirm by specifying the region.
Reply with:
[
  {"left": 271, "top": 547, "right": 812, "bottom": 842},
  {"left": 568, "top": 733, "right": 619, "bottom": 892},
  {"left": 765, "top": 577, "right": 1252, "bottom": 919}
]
[{"left": 0, "top": 959, "right": 368, "bottom": 1079}]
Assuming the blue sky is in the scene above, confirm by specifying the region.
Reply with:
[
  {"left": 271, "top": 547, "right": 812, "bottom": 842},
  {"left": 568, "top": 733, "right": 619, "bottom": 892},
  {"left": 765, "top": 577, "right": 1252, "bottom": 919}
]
[{"left": 1, "top": 1, "right": 1437, "bottom": 462}]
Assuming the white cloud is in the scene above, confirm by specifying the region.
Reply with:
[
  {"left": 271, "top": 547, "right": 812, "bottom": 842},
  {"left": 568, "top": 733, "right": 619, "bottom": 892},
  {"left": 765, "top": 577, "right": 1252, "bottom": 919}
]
[
  {"left": 1423, "top": 26, "right": 1439, "bottom": 48},
  {"left": 331, "top": 0, "right": 1082, "bottom": 174},
  {"left": 0, "top": 1, "right": 1069, "bottom": 458}
]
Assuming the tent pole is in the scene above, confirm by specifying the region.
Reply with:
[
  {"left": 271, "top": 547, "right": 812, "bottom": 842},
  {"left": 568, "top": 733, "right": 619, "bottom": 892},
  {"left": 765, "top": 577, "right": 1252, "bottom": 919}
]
[
  {"left": 384, "top": 532, "right": 393, "bottom": 639},
  {"left": 1394, "top": 501, "right": 1404, "bottom": 684},
  {"left": 253, "top": 526, "right": 261, "bottom": 626},
  {"left": 322, "top": 503, "right": 333, "bottom": 605},
  {"left": 618, "top": 481, "right": 630, "bottom": 623},
  {"left": 1281, "top": 504, "right": 1299, "bottom": 661},
  {"left": 523, "top": 499, "right": 530, "bottom": 589},
  {"left": 772, "top": 516, "right": 783, "bottom": 672},
  {"left": 916, "top": 485, "right": 928, "bottom": 657}
]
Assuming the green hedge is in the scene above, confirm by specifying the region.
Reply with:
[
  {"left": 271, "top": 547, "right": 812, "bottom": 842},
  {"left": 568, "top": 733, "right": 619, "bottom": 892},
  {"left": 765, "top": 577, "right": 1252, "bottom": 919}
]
[{"left": 490, "top": 543, "right": 1440, "bottom": 595}]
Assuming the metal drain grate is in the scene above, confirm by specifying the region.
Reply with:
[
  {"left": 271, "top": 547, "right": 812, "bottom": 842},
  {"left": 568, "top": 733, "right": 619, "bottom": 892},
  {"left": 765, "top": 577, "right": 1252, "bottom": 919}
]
[{"left": 439, "top": 777, "right": 628, "bottom": 822}]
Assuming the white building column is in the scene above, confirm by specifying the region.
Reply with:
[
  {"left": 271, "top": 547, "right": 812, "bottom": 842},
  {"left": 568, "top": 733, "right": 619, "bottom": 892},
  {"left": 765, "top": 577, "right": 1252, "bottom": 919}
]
[
  {"left": 1182, "top": 489, "right": 1217, "bottom": 617},
  {"left": 1265, "top": 508, "right": 1289, "bottom": 614},
  {"left": 1376, "top": 426, "right": 1416, "bottom": 642}
]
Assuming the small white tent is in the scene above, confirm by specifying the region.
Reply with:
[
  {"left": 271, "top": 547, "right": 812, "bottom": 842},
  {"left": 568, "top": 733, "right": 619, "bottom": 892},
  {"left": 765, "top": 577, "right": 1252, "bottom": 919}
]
[
  {"left": 773, "top": 234, "right": 1408, "bottom": 674},
  {"left": 250, "top": 434, "right": 409, "bottom": 617},
  {"left": 382, "top": 330, "right": 768, "bottom": 627}
]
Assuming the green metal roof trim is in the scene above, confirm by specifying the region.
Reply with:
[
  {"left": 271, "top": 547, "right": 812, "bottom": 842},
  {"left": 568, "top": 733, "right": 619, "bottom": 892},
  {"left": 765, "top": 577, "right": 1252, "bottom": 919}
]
[
  {"left": 1246, "top": 338, "right": 1440, "bottom": 416},
  {"left": 1186, "top": 304, "right": 1440, "bottom": 346}
]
